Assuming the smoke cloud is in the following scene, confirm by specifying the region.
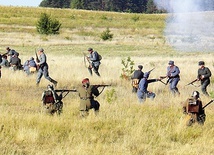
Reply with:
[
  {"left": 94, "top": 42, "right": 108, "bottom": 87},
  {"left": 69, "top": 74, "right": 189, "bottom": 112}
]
[{"left": 153, "top": 0, "right": 214, "bottom": 52}]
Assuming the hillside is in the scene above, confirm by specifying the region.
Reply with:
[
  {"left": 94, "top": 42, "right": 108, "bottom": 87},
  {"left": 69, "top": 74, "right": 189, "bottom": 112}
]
[{"left": 0, "top": 6, "right": 170, "bottom": 56}]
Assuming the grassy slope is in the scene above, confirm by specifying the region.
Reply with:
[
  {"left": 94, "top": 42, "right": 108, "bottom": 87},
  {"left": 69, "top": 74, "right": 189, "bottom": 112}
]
[{"left": 0, "top": 6, "right": 214, "bottom": 155}]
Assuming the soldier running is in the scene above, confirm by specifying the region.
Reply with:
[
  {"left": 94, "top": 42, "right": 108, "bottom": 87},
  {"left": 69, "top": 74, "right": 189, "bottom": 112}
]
[
  {"left": 197, "top": 61, "right": 211, "bottom": 96},
  {"left": 36, "top": 48, "right": 57, "bottom": 87},
  {"left": 86, "top": 48, "right": 101, "bottom": 77}
]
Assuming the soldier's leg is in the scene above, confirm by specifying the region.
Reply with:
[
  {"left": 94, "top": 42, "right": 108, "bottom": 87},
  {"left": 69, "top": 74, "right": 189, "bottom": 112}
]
[
  {"left": 201, "top": 82, "right": 209, "bottom": 96},
  {"left": 43, "top": 67, "right": 57, "bottom": 86},
  {"left": 80, "top": 110, "right": 89, "bottom": 117},
  {"left": 132, "top": 87, "right": 137, "bottom": 93},
  {"left": 36, "top": 70, "right": 43, "bottom": 86},
  {"left": 88, "top": 67, "right": 93, "bottom": 75},
  {"left": 147, "top": 92, "right": 156, "bottom": 100},
  {"left": 91, "top": 100, "right": 100, "bottom": 116},
  {"left": 93, "top": 66, "right": 100, "bottom": 76},
  {"left": 170, "top": 79, "right": 180, "bottom": 95}
]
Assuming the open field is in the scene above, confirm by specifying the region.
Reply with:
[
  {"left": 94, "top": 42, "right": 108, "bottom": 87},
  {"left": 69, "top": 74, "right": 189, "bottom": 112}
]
[{"left": 0, "top": 6, "right": 214, "bottom": 155}]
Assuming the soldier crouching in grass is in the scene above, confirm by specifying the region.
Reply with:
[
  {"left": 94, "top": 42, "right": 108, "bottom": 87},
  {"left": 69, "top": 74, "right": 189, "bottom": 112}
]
[
  {"left": 137, "top": 72, "right": 160, "bottom": 103},
  {"left": 41, "top": 85, "right": 63, "bottom": 115},
  {"left": 77, "top": 78, "right": 100, "bottom": 118},
  {"left": 183, "top": 91, "right": 206, "bottom": 126}
]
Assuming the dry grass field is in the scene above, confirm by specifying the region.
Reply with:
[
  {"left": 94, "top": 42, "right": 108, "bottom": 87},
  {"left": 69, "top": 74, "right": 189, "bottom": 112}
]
[{"left": 0, "top": 6, "right": 213, "bottom": 155}]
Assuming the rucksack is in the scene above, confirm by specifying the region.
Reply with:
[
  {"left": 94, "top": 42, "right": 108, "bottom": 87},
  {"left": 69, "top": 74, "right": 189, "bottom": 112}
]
[
  {"left": 43, "top": 90, "right": 55, "bottom": 104},
  {"left": 95, "top": 51, "right": 102, "bottom": 61}
]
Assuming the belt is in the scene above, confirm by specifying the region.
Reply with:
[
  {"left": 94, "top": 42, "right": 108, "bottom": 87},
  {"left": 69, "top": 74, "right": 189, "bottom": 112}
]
[{"left": 80, "top": 97, "right": 92, "bottom": 100}]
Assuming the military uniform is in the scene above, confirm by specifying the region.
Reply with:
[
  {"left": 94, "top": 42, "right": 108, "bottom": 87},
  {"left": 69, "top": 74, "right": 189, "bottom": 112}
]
[
  {"left": 167, "top": 60, "right": 180, "bottom": 95},
  {"left": 87, "top": 48, "right": 101, "bottom": 77},
  {"left": 77, "top": 84, "right": 100, "bottom": 117},
  {"left": 137, "top": 72, "right": 159, "bottom": 103},
  {"left": 198, "top": 61, "right": 211, "bottom": 96},
  {"left": 131, "top": 65, "right": 144, "bottom": 93},
  {"left": 36, "top": 48, "right": 57, "bottom": 86},
  {"left": 183, "top": 93, "right": 206, "bottom": 126}
]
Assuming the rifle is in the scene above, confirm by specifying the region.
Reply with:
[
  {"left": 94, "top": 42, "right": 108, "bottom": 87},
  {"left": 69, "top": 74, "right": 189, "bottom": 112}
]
[
  {"left": 93, "top": 84, "right": 111, "bottom": 97},
  {"left": 94, "top": 84, "right": 111, "bottom": 87},
  {"left": 159, "top": 75, "right": 170, "bottom": 85},
  {"left": 159, "top": 80, "right": 168, "bottom": 85},
  {"left": 185, "top": 79, "right": 199, "bottom": 87},
  {"left": 202, "top": 99, "right": 214, "bottom": 110},
  {"left": 82, "top": 52, "right": 91, "bottom": 68},
  {"left": 55, "top": 89, "right": 77, "bottom": 99},
  {"left": 147, "top": 68, "right": 155, "bottom": 73},
  {"left": 35, "top": 50, "right": 40, "bottom": 63}
]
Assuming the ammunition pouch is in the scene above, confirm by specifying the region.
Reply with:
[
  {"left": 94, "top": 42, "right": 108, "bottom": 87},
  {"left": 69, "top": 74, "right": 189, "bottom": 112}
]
[
  {"left": 132, "top": 79, "right": 139, "bottom": 88},
  {"left": 29, "top": 67, "right": 37, "bottom": 73}
]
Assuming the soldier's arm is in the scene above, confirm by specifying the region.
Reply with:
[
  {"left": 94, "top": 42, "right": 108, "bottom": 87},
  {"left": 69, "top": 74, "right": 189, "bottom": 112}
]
[{"left": 38, "top": 54, "right": 46, "bottom": 65}]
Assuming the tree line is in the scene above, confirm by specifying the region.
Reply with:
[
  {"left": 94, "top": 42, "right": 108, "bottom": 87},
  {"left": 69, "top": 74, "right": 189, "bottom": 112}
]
[{"left": 39, "top": 0, "right": 214, "bottom": 13}]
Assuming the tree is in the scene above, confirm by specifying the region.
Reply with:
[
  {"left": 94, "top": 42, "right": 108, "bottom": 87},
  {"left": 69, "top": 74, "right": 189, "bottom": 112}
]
[
  {"left": 36, "top": 13, "right": 61, "bottom": 35},
  {"left": 40, "top": 0, "right": 71, "bottom": 8}
]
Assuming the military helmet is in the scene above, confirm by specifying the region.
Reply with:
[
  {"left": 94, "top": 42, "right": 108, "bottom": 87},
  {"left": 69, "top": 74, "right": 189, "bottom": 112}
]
[
  {"left": 47, "top": 84, "right": 54, "bottom": 90},
  {"left": 192, "top": 91, "right": 200, "bottom": 99},
  {"left": 143, "top": 72, "right": 150, "bottom": 78}
]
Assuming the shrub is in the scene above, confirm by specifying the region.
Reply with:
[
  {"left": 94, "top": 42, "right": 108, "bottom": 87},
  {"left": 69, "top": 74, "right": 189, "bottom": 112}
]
[
  {"left": 105, "top": 88, "right": 117, "bottom": 104},
  {"left": 100, "top": 28, "right": 113, "bottom": 41},
  {"left": 120, "top": 56, "right": 135, "bottom": 80},
  {"left": 36, "top": 13, "right": 61, "bottom": 35}
]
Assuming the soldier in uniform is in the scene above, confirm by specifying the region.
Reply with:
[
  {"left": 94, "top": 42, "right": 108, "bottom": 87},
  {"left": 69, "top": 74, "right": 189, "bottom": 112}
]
[
  {"left": 87, "top": 48, "right": 101, "bottom": 77},
  {"left": 162, "top": 60, "right": 180, "bottom": 95},
  {"left": 77, "top": 78, "right": 100, "bottom": 117},
  {"left": 183, "top": 91, "right": 206, "bottom": 126},
  {"left": 23, "top": 57, "right": 37, "bottom": 75},
  {"left": 131, "top": 65, "right": 144, "bottom": 93},
  {"left": 6, "top": 47, "right": 19, "bottom": 62},
  {"left": 137, "top": 72, "right": 160, "bottom": 103},
  {"left": 9, "top": 53, "right": 22, "bottom": 71},
  {"left": 197, "top": 61, "right": 211, "bottom": 96},
  {"left": 36, "top": 48, "right": 58, "bottom": 87},
  {"left": 41, "top": 84, "right": 63, "bottom": 115}
]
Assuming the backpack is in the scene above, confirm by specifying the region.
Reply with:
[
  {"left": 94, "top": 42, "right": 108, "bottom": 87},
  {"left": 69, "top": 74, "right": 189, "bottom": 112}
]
[
  {"left": 43, "top": 90, "right": 55, "bottom": 104},
  {"left": 98, "top": 53, "right": 102, "bottom": 61},
  {"left": 95, "top": 51, "right": 102, "bottom": 61}
]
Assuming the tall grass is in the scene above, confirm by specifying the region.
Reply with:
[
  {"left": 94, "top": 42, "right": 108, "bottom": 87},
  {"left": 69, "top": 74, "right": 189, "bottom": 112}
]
[{"left": 0, "top": 55, "right": 214, "bottom": 154}]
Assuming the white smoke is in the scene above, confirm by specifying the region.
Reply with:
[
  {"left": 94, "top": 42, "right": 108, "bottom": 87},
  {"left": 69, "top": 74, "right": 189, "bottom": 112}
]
[{"left": 153, "top": 0, "right": 214, "bottom": 52}]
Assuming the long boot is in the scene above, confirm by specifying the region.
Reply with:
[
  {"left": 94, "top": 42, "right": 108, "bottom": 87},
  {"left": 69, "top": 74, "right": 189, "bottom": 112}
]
[
  {"left": 50, "top": 79, "right": 58, "bottom": 87},
  {"left": 88, "top": 68, "right": 93, "bottom": 76}
]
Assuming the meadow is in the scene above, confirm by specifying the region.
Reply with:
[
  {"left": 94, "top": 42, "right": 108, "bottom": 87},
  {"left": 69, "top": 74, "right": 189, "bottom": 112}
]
[{"left": 0, "top": 6, "right": 214, "bottom": 155}]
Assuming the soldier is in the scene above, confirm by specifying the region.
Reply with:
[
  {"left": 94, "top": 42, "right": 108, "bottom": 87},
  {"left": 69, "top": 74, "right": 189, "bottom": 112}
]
[
  {"left": 137, "top": 72, "right": 160, "bottom": 103},
  {"left": 161, "top": 60, "right": 180, "bottom": 95},
  {"left": 6, "top": 47, "right": 19, "bottom": 62},
  {"left": 0, "top": 54, "right": 9, "bottom": 67},
  {"left": 183, "top": 91, "right": 206, "bottom": 126},
  {"left": 36, "top": 48, "right": 57, "bottom": 87},
  {"left": 197, "top": 61, "right": 211, "bottom": 96},
  {"left": 131, "top": 65, "right": 144, "bottom": 93},
  {"left": 77, "top": 78, "right": 100, "bottom": 117},
  {"left": 9, "top": 53, "right": 22, "bottom": 71},
  {"left": 23, "top": 57, "right": 37, "bottom": 75},
  {"left": 87, "top": 48, "right": 101, "bottom": 77},
  {"left": 41, "top": 84, "right": 63, "bottom": 115}
]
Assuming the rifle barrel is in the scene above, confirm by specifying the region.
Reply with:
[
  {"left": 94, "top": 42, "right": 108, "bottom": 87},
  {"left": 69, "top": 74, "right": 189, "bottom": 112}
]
[{"left": 202, "top": 100, "right": 214, "bottom": 109}]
